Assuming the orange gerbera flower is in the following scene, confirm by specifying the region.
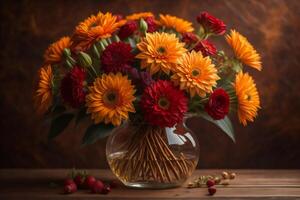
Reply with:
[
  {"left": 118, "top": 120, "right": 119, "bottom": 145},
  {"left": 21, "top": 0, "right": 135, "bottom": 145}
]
[
  {"left": 44, "top": 36, "right": 72, "bottom": 64},
  {"left": 136, "top": 32, "right": 186, "bottom": 75},
  {"left": 34, "top": 65, "right": 53, "bottom": 114},
  {"left": 159, "top": 14, "right": 194, "bottom": 33},
  {"left": 72, "top": 12, "right": 126, "bottom": 51},
  {"left": 171, "top": 51, "right": 219, "bottom": 97},
  {"left": 234, "top": 72, "right": 260, "bottom": 126},
  {"left": 86, "top": 73, "right": 136, "bottom": 126},
  {"left": 226, "top": 30, "right": 262, "bottom": 71},
  {"left": 126, "top": 12, "right": 154, "bottom": 21}
]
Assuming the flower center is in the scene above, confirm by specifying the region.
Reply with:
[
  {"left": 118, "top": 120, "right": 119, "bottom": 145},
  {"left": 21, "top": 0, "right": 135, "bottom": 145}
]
[
  {"left": 89, "top": 21, "right": 100, "bottom": 29},
  {"left": 103, "top": 91, "right": 119, "bottom": 107},
  {"left": 245, "top": 94, "right": 252, "bottom": 101},
  {"left": 157, "top": 46, "right": 166, "bottom": 54},
  {"left": 191, "top": 69, "right": 201, "bottom": 77},
  {"left": 158, "top": 97, "right": 170, "bottom": 110}
]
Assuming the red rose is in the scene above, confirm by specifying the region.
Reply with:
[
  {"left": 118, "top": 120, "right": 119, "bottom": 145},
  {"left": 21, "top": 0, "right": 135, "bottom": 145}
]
[
  {"left": 196, "top": 12, "right": 226, "bottom": 35},
  {"left": 205, "top": 88, "right": 230, "bottom": 120},
  {"left": 118, "top": 20, "right": 138, "bottom": 40},
  {"left": 193, "top": 40, "right": 217, "bottom": 56},
  {"left": 60, "top": 66, "right": 86, "bottom": 108},
  {"left": 100, "top": 42, "right": 134, "bottom": 73},
  {"left": 144, "top": 17, "right": 158, "bottom": 33},
  {"left": 182, "top": 32, "right": 198, "bottom": 44}
]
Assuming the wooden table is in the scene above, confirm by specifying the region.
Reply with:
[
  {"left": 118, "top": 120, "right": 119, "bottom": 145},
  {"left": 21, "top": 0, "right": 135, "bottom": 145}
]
[{"left": 0, "top": 169, "right": 299, "bottom": 199}]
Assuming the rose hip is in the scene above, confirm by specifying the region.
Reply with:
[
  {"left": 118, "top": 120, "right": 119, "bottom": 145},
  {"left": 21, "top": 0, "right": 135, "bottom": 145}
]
[
  {"left": 85, "top": 175, "right": 96, "bottom": 189},
  {"left": 208, "top": 187, "right": 217, "bottom": 195},
  {"left": 74, "top": 175, "right": 85, "bottom": 188},
  {"left": 101, "top": 185, "right": 111, "bottom": 194},
  {"left": 109, "top": 180, "right": 118, "bottom": 188},
  {"left": 206, "top": 179, "right": 215, "bottom": 187},
  {"left": 91, "top": 180, "right": 104, "bottom": 194},
  {"left": 64, "top": 178, "right": 75, "bottom": 186},
  {"left": 64, "top": 183, "right": 77, "bottom": 194}
]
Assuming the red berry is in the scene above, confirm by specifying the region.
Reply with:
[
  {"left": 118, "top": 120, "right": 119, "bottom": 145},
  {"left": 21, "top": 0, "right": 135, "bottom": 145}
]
[
  {"left": 64, "top": 178, "right": 75, "bottom": 186},
  {"left": 85, "top": 175, "right": 96, "bottom": 189},
  {"left": 101, "top": 185, "right": 111, "bottom": 194},
  {"left": 64, "top": 183, "right": 77, "bottom": 194},
  {"left": 208, "top": 187, "right": 217, "bottom": 196},
  {"left": 91, "top": 180, "right": 104, "bottom": 194},
  {"left": 206, "top": 179, "right": 215, "bottom": 187},
  {"left": 109, "top": 180, "right": 118, "bottom": 188},
  {"left": 74, "top": 175, "right": 85, "bottom": 188}
]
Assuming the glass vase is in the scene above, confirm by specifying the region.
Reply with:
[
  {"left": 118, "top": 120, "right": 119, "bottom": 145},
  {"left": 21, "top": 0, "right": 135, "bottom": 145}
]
[{"left": 106, "top": 117, "right": 199, "bottom": 189}]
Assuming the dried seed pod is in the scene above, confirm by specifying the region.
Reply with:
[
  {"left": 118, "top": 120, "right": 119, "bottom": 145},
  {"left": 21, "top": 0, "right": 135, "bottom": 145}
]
[
  {"left": 229, "top": 172, "right": 236, "bottom": 179},
  {"left": 187, "top": 182, "right": 194, "bottom": 188},
  {"left": 222, "top": 179, "right": 230, "bottom": 185},
  {"left": 214, "top": 176, "right": 221, "bottom": 184},
  {"left": 221, "top": 171, "right": 229, "bottom": 179}
]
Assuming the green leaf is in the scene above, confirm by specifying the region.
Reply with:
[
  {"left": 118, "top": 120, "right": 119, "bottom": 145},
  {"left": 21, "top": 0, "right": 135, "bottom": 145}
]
[
  {"left": 51, "top": 105, "right": 66, "bottom": 116},
  {"left": 198, "top": 112, "right": 235, "bottom": 142},
  {"left": 75, "top": 108, "right": 87, "bottom": 126},
  {"left": 48, "top": 113, "right": 74, "bottom": 139},
  {"left": 82, "top": 123, "right": 115, "bottom": 146}
]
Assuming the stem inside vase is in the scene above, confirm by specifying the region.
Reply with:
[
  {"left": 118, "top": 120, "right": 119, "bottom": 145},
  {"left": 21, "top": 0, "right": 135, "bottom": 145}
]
[{"left": 107, "top": 123, "right": 198, "bottom": 188}]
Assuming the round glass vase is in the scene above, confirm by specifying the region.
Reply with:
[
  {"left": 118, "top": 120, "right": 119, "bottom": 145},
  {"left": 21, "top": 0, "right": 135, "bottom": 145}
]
[{"left": 106, "top": 118, "right": 199, "bottom": 189}]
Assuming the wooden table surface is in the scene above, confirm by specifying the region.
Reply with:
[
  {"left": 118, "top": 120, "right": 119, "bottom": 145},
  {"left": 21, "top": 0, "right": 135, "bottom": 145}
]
[{"left": 0, "top": 169, "right": 299, "bottom": 199}]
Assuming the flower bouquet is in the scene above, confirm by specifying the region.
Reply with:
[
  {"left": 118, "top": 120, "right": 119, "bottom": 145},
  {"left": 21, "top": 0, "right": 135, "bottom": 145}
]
[{"left": 34, "top": 11, "right": 261, "bottom": 188}]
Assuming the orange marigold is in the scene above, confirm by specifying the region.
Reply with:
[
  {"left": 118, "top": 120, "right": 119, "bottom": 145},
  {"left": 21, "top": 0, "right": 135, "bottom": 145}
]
[
  {"left": 44, "top": 36, "right": 72, "bottom": 64},
  {"left": 226, "top": 30, "right": 262, "bottom": 71},
  {"left": 234, "top": 72, "right": 260, "bottom": 126},
  {"left": 34, "top": 65, "right": 53, "bottom": 114},
  {"left": 136, "top": 32, "right": 186, "bottom": 75},
  {"left": 71, "top": 12, "right": 126, "bottom": 51},
  {"left": 86, "top": 73, "right": 136, "bottom": 126},
  {"left": 126, "top": 12, "right": 154, "bottom": 21},
  {"left": 159, "top": 14, "right": 194, "bottom": 33}
]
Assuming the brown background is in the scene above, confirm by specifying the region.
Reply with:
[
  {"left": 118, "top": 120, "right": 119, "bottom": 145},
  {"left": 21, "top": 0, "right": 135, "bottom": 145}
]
[{"left": 0, "top": 0, "right": 299, "bottom": 169}]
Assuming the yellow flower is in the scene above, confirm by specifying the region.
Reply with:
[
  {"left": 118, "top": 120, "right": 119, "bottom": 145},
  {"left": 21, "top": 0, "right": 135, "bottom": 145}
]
[
  {"left": 34, "top": 65, "right": 53, "bottom": 114},
  {"left": 226, "top": 30, "right": 262, "bottom": 71},
  {"left": 234, "top": 72, "right": 260, "bottom": 126},
  {"left": 72, "top": 12, "right": 126, "bottom": 51},
  {"left": 86, "top": 73, "right": 136, "bottom": 126},
  {"left": 136, "top": 32, "right": 186, "bottom": 75},
  {"left": 126, "top": 12, "right": 154, "bottom": 21},
  {"left": 159, "top": 14, "right": 194, "bottom": 33},
  {"left": 44, "top": 36, "right": 72, "bottom": 64},
  {"left": 171, "top": 51, "right": 219, "bottom": 97}
]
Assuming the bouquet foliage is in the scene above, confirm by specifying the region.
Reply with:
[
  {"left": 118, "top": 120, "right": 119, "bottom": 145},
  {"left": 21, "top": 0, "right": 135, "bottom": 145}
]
[{"left": 34, "top": 11, "right": 261, "bottom": 144}]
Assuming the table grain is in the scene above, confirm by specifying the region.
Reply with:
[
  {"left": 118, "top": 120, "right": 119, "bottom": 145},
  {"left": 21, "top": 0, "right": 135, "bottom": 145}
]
[{"left": 0, "top": 169, "right": 299, "bottom": 199}]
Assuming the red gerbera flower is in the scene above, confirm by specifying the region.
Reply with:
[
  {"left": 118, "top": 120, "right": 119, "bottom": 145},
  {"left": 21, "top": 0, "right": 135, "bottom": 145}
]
[
  {"left": 60, "top": 66, "right": 86, "bottom": 108},
  {"left": 118, "top": 20, "right": 138, "bottom": 40},
  {"left": 100, "top": 42, "right": 134, "bottom": 73},
  {"left": 144, "top": 16, "right": 158, "bottom": 33},
  {"left": 196, "top": 12, "right": 226, "bottom": 35},
  {"left": 205, "top": 88, "right": 230, "bottom": 120},
  {"left": 140, "top": 80, "right": 188, "bottom": 127},
  {"left": 182, "top": 32, "right": 198, "bottom": 44},
  {"left": 193, "top": 40, "right": 217, "bottom": 56}
]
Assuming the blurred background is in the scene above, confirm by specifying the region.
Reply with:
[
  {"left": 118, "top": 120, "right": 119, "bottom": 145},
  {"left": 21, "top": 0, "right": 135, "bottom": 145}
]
[{"left": 0, "top": 0, "right": 299, "bottom": 169}]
